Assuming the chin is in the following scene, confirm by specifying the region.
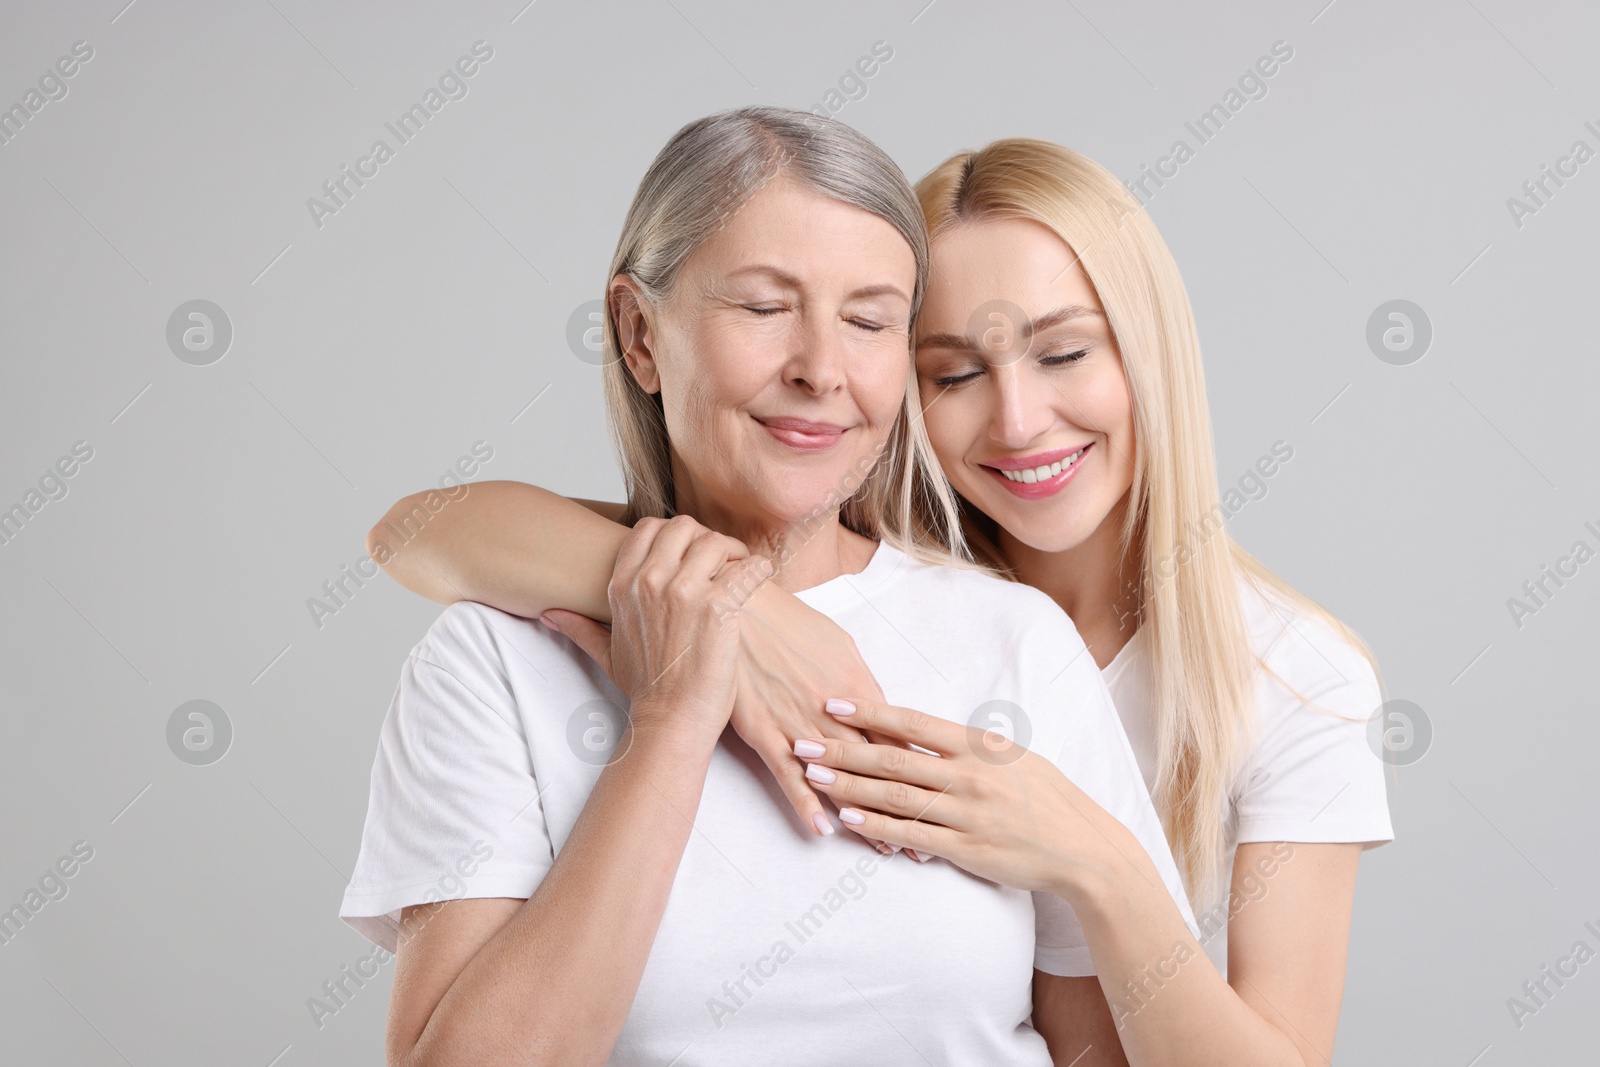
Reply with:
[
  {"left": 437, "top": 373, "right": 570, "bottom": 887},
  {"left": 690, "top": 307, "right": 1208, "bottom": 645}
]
[{"left": 967, "top": 490, "right": 1103, "bottom": 556}]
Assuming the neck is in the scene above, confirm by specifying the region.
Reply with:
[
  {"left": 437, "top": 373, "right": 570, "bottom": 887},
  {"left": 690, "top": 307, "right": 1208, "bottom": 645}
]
[
  {"left": 998, "top": 493, "right": 1142, "bottom": 670},
  {"left": 670, "top": 464, "right": 876, "bottom": 593}
]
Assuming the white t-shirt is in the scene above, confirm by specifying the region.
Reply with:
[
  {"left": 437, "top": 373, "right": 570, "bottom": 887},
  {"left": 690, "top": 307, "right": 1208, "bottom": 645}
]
[
  {"left": 341, "top": 541, "right": 1195, "bottom": 1066},
  {"left": 1102, "top": 575, "right": 1394, "bottom": 977}
]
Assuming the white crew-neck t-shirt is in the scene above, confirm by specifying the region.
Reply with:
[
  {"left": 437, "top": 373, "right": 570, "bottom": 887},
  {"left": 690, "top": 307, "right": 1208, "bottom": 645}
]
[
  {"left": 1101, "top": 575, "right": 1394, "bottom": 977},
  {"left": 341, "top": 541, "right": 1195, "bottom": 1066}
]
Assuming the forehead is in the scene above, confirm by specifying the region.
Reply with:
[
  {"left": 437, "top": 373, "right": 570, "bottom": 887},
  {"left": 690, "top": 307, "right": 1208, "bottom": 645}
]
[
  {"left": 920, "top": 217, "right": 1101, "bottom": 331},
  {"left": 686, "top": 177, "right": 915, "bottom": 284}
]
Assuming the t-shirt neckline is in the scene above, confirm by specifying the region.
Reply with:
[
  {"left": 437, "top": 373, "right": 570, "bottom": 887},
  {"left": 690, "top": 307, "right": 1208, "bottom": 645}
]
[
  {"left": 793, "top": 539, "right": 906, "bottom": 614},
  {"left": 1101, "top": 622, "right": 1146, "bottom": 682}
]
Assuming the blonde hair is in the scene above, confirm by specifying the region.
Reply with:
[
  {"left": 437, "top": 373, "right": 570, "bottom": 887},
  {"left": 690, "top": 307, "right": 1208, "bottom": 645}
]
[
  {"left": 600, "top": 105, "right": 971, "bottom": 567},
  {"left": 916, "top": 139, "right": 1377, "bottom": 906}
]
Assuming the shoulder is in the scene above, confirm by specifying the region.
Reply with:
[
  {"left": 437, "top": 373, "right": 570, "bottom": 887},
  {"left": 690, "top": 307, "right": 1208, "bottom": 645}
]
[
  {"left": 408, "top": 601, "right": 576, "bottom": 695},
  {"left": 885, "top": 548, "right": 1083, "bottom": 647},
  {"left": 1235, "top": 573, "right": 1378, "bottom": 706}
]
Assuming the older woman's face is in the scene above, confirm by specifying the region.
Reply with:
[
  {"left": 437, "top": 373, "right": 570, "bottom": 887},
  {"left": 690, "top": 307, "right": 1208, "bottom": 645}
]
[{"left": 622, "top": 178, "right": 915, "bottom": 530}]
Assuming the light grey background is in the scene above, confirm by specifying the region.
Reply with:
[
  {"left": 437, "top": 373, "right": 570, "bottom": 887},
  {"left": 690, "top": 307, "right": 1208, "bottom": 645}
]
[{"left": 2, "top": 0, "right": 1595, "bottom": 1063}]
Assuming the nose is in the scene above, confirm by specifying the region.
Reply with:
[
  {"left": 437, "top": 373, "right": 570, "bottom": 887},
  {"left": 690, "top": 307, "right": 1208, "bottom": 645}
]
[
  {"left": 783, "top": 309, "right": 848, "bottom": 396},
  {"left": 987, "top": 361, "right": 1053, "bottom": 450}
]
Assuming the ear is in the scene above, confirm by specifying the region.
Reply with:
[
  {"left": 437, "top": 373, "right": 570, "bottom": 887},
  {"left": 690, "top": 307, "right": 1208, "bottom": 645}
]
[{"left": 609, "top": 275, "right": 661, "bottom": 394}]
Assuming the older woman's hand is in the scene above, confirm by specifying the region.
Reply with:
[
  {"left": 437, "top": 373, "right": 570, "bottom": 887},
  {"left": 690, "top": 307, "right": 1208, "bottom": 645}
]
[{"left": 546, "top": 515, "right": 772, "bottom": 744}]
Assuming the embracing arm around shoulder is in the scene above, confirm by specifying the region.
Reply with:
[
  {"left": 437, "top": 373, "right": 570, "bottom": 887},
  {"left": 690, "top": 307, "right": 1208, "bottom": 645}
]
[
  {"left": 366, "top": 480, "right": 894, "bottom": 840},
  {"left": 368, "top": 480, "right": 627, "bottom": 621}
]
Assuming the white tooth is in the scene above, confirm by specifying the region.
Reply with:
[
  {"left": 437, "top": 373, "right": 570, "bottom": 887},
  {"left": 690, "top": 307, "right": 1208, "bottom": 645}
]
[
  {"left": 1002, "top": 469, "right": 1019, "bottom": 481},
  {"left": 1047, "top": 461, "right": 1064, "bottom": 477},
  {"left": 1020, "top": 468, "right": 1038, "bottom": 483}
]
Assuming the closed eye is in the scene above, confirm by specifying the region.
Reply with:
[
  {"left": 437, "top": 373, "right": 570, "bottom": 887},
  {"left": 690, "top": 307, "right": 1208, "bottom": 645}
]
[{"left": 1040, "top": 348, "right": 1090, "bottom": 366}]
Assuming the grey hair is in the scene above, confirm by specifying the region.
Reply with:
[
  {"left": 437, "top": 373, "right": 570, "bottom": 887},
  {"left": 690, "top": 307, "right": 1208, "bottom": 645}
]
[{"left": 600, "top": 106, "right": 972, "bottom": 567}]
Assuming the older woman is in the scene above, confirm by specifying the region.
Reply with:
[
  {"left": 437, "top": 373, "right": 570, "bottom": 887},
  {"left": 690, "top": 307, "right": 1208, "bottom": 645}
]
[{"left": 339, "top": 107, "right": 1190, "bottom": 1066}]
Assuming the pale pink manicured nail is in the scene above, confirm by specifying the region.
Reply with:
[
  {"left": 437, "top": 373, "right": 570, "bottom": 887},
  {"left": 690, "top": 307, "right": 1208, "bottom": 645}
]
[
  {"left": 908, "top": 849, "right": 931, "bottom": 862},
  {"left": 825, "top": 699, "right": 856, "bottom": 716},
  {"left": 839, "top": 808, "right": 866, "bottom": 825},
  {"left": 812, "top": 813, "right": 834, "bottom": 837},
  {"left": 793, "top": 739, "right": 826, "bottom": 758},
  {"left": 805, "top": 763, "right": 836, "bottom": 784}
]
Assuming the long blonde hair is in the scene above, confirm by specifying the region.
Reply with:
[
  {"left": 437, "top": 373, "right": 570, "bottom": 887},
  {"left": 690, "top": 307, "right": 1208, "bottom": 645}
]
[
  {"left": 599, "top": 105, "right": 971, "bottom": 567},
  {"left": 916, "top": 139, "right": 1376, "bottom": 906}
]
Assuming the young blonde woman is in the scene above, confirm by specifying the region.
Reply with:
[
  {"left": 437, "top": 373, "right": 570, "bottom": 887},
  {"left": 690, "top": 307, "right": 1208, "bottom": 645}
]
[
  {"left": 340, "top": 109, "right": 1193, "bottom": 1066},
  {"left": 368, "top": 138, "right": 1392, "bottom": 1064}
]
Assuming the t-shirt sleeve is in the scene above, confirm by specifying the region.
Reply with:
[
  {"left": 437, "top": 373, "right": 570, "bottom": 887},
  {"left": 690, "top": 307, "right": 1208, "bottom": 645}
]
[
  {"left": 1024, "top": 612, "right": 1199, "bottom": 977},
  {"left": 1233, "top": 612, "right": 1394, "bottom": 849},
  {"left": 339, "top": 604, "right": 555, "bottom": 953}
]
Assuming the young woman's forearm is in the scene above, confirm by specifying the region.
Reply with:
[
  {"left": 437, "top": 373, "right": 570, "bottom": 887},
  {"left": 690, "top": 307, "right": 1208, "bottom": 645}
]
[
  {"left": 1055, "top": 826, "right": 1321, "bottom": 1067},
  {"left": 407, "top": 710, "right": 722, "bottom": 1067},
  {"left": 367, "top": 481, "right": 624, "bottom": 621}
]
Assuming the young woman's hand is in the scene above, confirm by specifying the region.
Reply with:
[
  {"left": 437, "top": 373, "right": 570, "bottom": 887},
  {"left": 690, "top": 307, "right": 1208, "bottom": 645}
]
[
  {"left": 792, "top": 698, "right": 1111, "bottom": 892},
  {"left": 546, "top": 515, "right": 772, "bottom": 742}
]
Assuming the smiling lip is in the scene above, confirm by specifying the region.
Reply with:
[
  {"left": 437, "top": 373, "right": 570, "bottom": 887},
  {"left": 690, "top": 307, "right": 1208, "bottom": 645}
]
[
  {"left": 981, "top": 443, "right": 1092, "bottom": 500},
  {"left": 756, "top": 416, "right": 849, "bottom": 452}
]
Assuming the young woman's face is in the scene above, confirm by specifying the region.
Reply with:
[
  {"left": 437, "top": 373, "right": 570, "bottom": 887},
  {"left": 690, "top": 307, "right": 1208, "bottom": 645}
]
[
  {"left": 914, "top": 217, "right": 1136, "bottom": 553},
  {"left": 628, "top": 178, "right": 915, "bottom": 530}
]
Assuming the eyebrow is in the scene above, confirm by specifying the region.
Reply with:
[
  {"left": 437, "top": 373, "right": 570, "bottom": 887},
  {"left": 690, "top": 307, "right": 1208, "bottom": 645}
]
[
  {"left": 915, "top": 304, "right": 1104, "bottom": 352},
  {"left": 726, "top": 264, "right": 910, "bottom": 304}
]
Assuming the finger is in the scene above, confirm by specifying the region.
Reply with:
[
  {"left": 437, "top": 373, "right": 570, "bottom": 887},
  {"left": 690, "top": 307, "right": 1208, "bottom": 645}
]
[
  {"left": 539, "top": 610, "right": 613, "bottom": 680},
  {"left": 678, "top": 528, "right": 753, "bottom": 587},
  {"left": 863, "top": 728, "right": 916, "bottom": 751},
  {"left": 612, "top": 516, "right": 669, "bottom": 582},
  {"left": 799, "top": 757, "right": 957, "bottom": 827},
  {"left": 634, "top": 515, "right": 709, "bottom": 586},
  {"left": 749, "top": 725, "right": 894, "bottom": 853},
  {"left": 823, "top": 698, "right": 968, "bottom": 757},
  {"left": 748, "top": 725, "right": 835, "bottom": 838},
  {"left": 793, "top": 736, "right": 955, "bottom": 792},
  {"left": 836, "top": 805, "right": 957, "bottom": 860}
]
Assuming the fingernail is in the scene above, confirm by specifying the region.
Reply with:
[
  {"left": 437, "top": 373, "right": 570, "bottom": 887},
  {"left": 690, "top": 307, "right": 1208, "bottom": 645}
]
[
  {"left": 811, "top": 813, "right": 834, "bottom": 837},
  {"left": 538, "top": 615, "right": 561, "bottom": 634},
  {"left": 793, "top": 739, "right": 826, "bottom": 759},
  {"left": 825, "top": 699, "right": 856, "bottom": 717},
  {"left": 839, "top": 808, "right": 866, "bottom": 825},
  {"left": 908, "top": 849, "right": 931, "bottom": 862},
  {"left": 875, "top": 841, "right": 893, "bottom": 855},
  {"left": 804, "top": 763, "right": 836, "bottom": 784}
]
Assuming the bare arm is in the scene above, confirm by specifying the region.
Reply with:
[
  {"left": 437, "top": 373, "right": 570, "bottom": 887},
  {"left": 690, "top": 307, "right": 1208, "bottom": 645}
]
[
  {"left": 385, "top": 517, "right": 768, "bottom": 1067},
  {"left": 1033, "top": 973, "right": 1128, "bottom": 1065},
  {"left": 367, "top": 481, "right": 625, "bottom": 621},
  {"left": 1067, "top": 839, "right": 1360, "bottom": 1067}
]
